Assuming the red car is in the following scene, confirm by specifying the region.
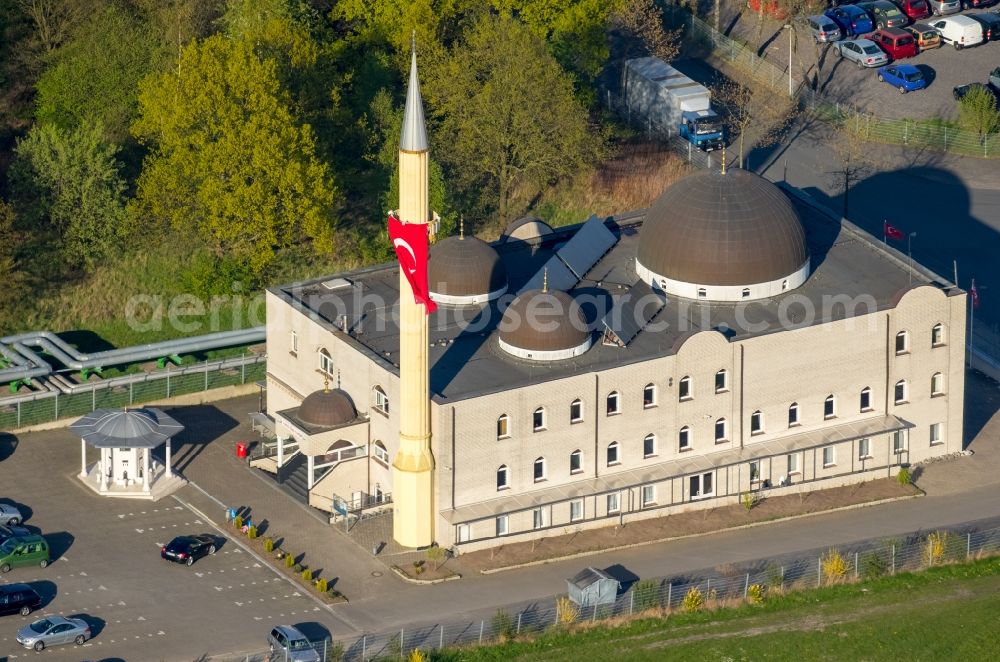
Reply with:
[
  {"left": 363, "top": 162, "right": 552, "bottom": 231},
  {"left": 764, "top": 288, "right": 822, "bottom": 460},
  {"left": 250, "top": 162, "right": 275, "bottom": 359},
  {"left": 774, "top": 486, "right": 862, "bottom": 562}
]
[
  {"left": 892, "top": 0, "right": 932, "bottom": 20},
  {"left": 870, "top": 27, "right": 919, "bottom": 59}
]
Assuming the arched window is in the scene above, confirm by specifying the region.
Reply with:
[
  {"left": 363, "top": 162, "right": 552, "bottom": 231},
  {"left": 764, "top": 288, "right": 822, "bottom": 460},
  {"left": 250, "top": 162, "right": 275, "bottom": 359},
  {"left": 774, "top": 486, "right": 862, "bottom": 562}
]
[
  {"left": 570, "top": 449, "right": 583, "bottom": 474},
  {"left": 931, "top": 372, "right": 945, "bottom": 396},
  {"left": 643, "top": 433, "right": 656, "bottom": 458},
  {"left": 715, "top": 369, "right": 728, "bottom": 393},
  {"left": 741, "top": 288, "right": 751, "bottom": 299},
  {"left": 533, "top": 457, "right": 546, "bottom": 482},
  {"left": 895, "top": 330, "right": 909, "bottom": 354},
  {"left": 606, "top": 441, "right": 620, "bottom": 466},
  {"left": 894, "top": 380, "right": 908, "bottom": 404},
  {"left": 373, "top": 386, "right": 389, "bottom": 415},
  {"left": 643, "top": 383, "right": 657, "bottom": 408},
  {"left": 715, "top": 418, "right": 728, "bottom": 442},
  {"left": 678, "top": 426, "right": 691, "bottom": 450},
  {"left": 678, "top": 376, "right": 692, "bottom": 400},
  {"left": 372, "top": 440, "right": 389, "bottom": 464},
  {"left": 788, "top": 402, "right": 799, "bottom": 426},
  {"left": 697, "top": 287, "right": 707, "bottom": 298},
  {"left": 824, "top": 395, "right": 836, "bottom": 419},
  {"left": 932, "top": 323, "right": 945, "bottom": 347},
  {"left": 318, "top": 348, "right": 334, "bottom": 376},
  {"left": 496, "top": 414, "right": 510, "bottom": 440},
  {"left": 860, "top": 387, "right": 872, "bottom": 411},
  {"left": 570, "top": 398, "right": 584, "bottom": 423},
  {"left": 606, "top": 391, "right": 621, "bottom": 415},
  {"left": 496, "top": 465, "right": 508, "bottom": 490},
  {"left": 750, "top": 411, "right": 764, "bottom": 435},
  {"left": 533, "top": 407, "right": 546, "bottom": 431}
]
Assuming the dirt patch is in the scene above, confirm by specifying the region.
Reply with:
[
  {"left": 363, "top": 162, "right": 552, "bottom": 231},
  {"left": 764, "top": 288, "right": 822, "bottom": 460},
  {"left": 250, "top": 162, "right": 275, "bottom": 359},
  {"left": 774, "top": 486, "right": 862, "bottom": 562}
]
[{"left": 458, "top": 478, "right": 920, "bottom": 572}]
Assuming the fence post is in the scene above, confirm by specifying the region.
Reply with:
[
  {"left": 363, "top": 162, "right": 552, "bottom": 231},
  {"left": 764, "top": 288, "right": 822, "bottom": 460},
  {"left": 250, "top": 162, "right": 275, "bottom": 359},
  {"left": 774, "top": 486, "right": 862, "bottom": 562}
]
[
  {"left": 17, "top": 401, "right": 20, "bottom": 428},
  {"left": 944, "top": 126, "right": 948, "bottom": 150},
  {"left": 479, "top": 620, "right": 484, "bottom": 644},
  {"left": 166, "top": 367, "right": 171, "bottom": 398},
  {"left": 92, "top": 384, "right": 96, "bottom": 411},
  {"left": 241, "top": 353, "right": 246, "bottom": 384},
  {"left": 854, "top": 552, "right": 859, "bottom": 580},
  {"left": 667, "top": 582, "right": 672, "bottom": 608},
  {"left": 400, "top": 628, "right": 404, "bottom": 659},
  {"left": 781, "top": 566, "right": 785, "bottom": 588},
  {"left": 817, "top": 557, "right": 822, "bottom": 587},
  {"left": 323, "top": 639, "right": 327, "bottom": 660},
  {"left": 744, "top": 573, "right": 750, "bottom": 598},
  {"left": 592, "top": 604, "right": 598, "bottom": 622},
  {"left": 204, "top": 359, "right": 209, "bottom": 391},
  {"left": 440, "top": 624, "right": 444, "bottom": 649},
  {"left": 129, "top": 380, "right": 133, "bottom": 405},
  {"left": 891, "top": 544, "right": 896, "bottom": 575},
  {"left": 363, "top": 634, "right": 367, "bottom": 660},
  {"left": 706, "top": 578, "right": 710, "bottom": 595},
  {"left": 967, "top": 532, "right": 972, "bottom": 560},
  {"left": 630, "top": 590, "right": 634, "bottom": 614},
  {"left": 54, "top": 392, "right": 59, "bottom": 420},
  {"left": 517, "top": 612, "right": 522, "bottom": 634}
]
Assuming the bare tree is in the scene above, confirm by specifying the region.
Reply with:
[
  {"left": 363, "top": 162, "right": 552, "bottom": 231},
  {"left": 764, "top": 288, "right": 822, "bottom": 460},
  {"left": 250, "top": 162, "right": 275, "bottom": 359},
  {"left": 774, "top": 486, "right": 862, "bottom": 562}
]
[
  {"left": 613, "top": 0, "right": 684, "bottom": 63},
  {"left": 17, "top": 0, "right": 82, "bottom": 52},
  {"left": 828, "top": 115, "right": 880, "bottom": 219},
  {"left": 714, "top": 78, "right": 795, "bottom": 168}
]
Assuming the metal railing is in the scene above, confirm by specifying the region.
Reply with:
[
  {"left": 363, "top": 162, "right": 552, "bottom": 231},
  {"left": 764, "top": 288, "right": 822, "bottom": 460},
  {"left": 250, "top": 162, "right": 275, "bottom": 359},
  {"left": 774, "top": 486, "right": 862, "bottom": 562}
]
[
  {"left": 209, "top": 522, "right": 1000, "bottom": 661},
  {"left": 0, "top": 353, "right": 266, "bottom": 431}
]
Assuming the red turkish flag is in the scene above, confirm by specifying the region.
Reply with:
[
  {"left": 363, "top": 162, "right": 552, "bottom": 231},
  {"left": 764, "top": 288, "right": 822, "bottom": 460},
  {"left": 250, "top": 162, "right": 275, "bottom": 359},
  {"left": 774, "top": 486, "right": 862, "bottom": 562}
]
[
  {"left": 388, "top": 213, "right": 437, "bottom": 314},
  {"left": 883, "top": 222, "right": 904, "bottom": 241}
]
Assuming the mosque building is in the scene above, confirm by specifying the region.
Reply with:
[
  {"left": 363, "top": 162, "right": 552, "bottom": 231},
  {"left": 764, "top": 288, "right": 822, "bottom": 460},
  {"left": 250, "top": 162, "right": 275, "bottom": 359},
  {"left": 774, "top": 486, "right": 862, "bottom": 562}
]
[{"left": 261, "top": 47, "right": 966, "bottom": 552}]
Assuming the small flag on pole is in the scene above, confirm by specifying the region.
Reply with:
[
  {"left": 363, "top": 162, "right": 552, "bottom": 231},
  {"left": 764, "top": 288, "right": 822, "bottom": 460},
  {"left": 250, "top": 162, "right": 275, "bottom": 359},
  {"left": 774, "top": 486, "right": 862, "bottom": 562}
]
[
  {"left": 883, "top": 221, "right": 904, "bottom": 241},
  {"left": 971, "top": 279, "right": 980, "bottom": 309}
]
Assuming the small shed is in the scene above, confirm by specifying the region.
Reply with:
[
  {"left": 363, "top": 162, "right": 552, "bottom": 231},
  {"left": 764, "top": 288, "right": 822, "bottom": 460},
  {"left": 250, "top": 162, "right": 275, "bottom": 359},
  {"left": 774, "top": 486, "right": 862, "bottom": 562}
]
[{"left": 566, "top": 567, "right": 620, "bottom": 607}]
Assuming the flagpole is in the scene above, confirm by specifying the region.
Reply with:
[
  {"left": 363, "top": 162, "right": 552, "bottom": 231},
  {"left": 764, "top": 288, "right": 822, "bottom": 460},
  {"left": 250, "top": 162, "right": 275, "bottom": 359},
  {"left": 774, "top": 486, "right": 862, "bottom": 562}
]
[{"left": 969, "top": 279, "right": 975, "bottom": 368}]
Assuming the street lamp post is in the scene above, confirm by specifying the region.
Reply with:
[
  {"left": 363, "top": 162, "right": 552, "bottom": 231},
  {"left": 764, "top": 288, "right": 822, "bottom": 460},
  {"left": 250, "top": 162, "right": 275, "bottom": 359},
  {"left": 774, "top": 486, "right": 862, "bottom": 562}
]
[{"left": 784, "top": 24, "right": 794, "bottom": 97}]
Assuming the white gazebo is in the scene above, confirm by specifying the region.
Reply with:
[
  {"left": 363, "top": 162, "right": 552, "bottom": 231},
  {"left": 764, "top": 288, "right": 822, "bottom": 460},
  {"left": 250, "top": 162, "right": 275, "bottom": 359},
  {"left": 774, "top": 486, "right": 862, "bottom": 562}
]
[{"left": 71, "top": 408, "right": 187, "bottom": 499}]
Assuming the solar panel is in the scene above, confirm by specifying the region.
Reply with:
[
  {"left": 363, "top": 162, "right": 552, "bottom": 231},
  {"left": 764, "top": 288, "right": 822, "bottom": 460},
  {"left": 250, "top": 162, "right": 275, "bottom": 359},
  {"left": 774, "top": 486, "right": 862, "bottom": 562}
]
[
  {"left": 517, "top": 255, "right": 577, "bottom": 294},
  {"left": 556, "top": 215, "right": 618, "bottom": 279},
  {"left": 601, "top": 280, "right": 665, "bottom": 347}
]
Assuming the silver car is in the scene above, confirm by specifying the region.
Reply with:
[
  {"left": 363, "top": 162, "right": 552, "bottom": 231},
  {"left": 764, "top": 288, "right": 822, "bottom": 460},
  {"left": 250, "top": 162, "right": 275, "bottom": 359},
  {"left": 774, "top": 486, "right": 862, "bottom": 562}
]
[
  {"left": 929, "top": 0, "right": 961, "bottom": 14},
  {"left": 16, "top": 615, "right": 91, "bottom": 651},
  {"left": 834, "top": 39, "right": 890, "bottom": 68},
  {"left": 808, "top": 15, "right": 844, "bottom": 42},
  {"left": 0, "top": 503, "right": 23, "bottom": 526},
  {"left": 267, "top": 625, "right": 321, "bottom": 662}
]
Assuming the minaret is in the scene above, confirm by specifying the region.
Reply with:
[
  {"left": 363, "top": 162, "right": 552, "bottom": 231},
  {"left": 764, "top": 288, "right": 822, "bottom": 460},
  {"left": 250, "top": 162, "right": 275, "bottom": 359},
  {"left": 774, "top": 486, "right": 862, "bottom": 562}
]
[{"left": 392, "top": 39, "right": 436, "bottom": 549}]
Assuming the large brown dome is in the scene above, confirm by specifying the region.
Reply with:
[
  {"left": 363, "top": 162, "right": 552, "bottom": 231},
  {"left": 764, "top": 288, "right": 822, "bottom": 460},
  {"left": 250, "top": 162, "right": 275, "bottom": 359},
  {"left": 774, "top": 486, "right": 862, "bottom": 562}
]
[
  {"left": 499, "top": 289, "right": 591, "bottom": 358},
  {"left": 428, "top": 235, "right": 507, "bottom": 301},
  {"left": 636, "top": 169, "right": 808, "bottom": 287},
  {"left": 298, "top": 388, "right": 357, "bottom": 427}
]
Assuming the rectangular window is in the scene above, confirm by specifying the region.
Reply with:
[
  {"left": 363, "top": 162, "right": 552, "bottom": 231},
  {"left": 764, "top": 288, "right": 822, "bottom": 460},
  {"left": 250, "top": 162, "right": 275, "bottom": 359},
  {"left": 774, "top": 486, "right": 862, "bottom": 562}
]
[
  {"left": 457, "top": 524, "right": 470, "bottom": 543},
  {"left": 678, "top": 378, "right": 691, "bottom": 400},
  {"left": 930, "top": 423, "right": 942, "bottom": 445},
  {"left": 570, "top": 452, "right": 582, "bottom": 474},
  {"left": 641, "top": 485, "right": 656, "bottom": 507},
  {"left": 643, "top": 435, "right": 656, "bottom": 458},
  {"left": 607, "top": 393, "right": 620, "bottom": 415},
  {"left": 893, "top": 430, "right": 906, "bottom": 454},
  {"left": 607, "top": 444, "right": 619, "bottom": 466},
  {"left": 532, "top": 507, "right": 547, "bottom": 530},
  {"left": 497, "top": 416, "right": 509, "bottom": 439},
  {"left": 788, "top": 404, "right": 799, "bottom": 426},
  {"left": 860, "top": 389, "right": 871, "bottom": 411},
  {"left": 643, "top": 384, "right": 656, "bottom": 408},
  {"left": 823, "top": 446, "right": 835, "bottom": 467},
  {"left": 932, "top": 325, "right": 944, "bottom": 347},
  {"left": 824, "top": 397, "right": 836, "bottom": 419},
  {"left": 787, "top": 453, "right": 799, "bottom": 474},
  {"left": 715, "top": 419, "right": 727, "bottom": 443},
  {"left": 319, "top": 351, "right": 334, "bottom": 376},
  {"left": 606, "top": 492, "right": 620, "bottom": 514},
  {"left": 715, "top": 370, "right": 727, "bottom": 393},
  {"left": 894, "top": 381, "right": 907, "bottom": 404},
  {"left": 678, "top": 428, "right": 690, "bottom": 450},
  {"left": 570, "top": 499, "right": 583, "bottom": 522},
  {"left": 570, "top": 400, "right": 583, "bottom": 423},
  {"left": 533, "top": 460, "right": 545, "bottom": 482},
  {"left": 749, "top": 460, "right": 760, "bottom": 483},
  {"left": 496, "top": 515, "right": 508, "bottom": 537},
  {"left": 533, "top": 409, "right": 545, "bottom": 431},
  {"left": 750, "top": 412, "right": 763, "bottom": 435},
  {"left": 689, "top": 472, "right": 713, "bottom": 499},
  {"left": 290, "top": 331, "right": 298, "bottom": 354},
  {"left": 858, "top": 437, "right": 871, "bottom": 459}
]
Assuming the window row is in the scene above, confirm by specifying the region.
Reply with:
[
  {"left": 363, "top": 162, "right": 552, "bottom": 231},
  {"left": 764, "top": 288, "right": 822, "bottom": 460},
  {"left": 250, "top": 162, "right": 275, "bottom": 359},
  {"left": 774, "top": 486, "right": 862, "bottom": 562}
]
[
  {"left": 895, "top": 323, "right": 947, "bottom": 354},
  {"left": 496, "top": 436, "right": 659, "bottom": 489}
]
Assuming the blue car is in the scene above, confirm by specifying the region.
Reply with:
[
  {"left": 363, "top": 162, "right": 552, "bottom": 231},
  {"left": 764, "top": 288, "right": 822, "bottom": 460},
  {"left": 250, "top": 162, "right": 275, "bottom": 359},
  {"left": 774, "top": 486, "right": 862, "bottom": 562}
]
[
  {"left": 877, "top": 64, "right": 927, "bottom": 93},
  {"left": 825, "top": 6, "right": 875, "bottom": 36}
]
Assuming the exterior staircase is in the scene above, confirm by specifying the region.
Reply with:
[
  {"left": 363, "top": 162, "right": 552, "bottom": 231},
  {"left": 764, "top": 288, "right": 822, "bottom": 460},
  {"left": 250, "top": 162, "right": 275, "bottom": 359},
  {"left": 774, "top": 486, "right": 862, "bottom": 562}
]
[{"left": 275, "top": 453, "right": 308, "bottom": 504}]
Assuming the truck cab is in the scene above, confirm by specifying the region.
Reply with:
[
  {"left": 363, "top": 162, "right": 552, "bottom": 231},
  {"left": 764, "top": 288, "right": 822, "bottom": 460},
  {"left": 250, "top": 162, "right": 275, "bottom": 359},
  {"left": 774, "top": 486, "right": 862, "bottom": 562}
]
[{"left": 679, "top": 110, "right": 725, "bottom": 151}]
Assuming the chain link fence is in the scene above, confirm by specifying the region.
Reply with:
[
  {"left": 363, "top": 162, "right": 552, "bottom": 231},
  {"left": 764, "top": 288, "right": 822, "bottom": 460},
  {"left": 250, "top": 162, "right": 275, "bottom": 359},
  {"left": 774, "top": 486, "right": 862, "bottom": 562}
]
[
  {"left": 210, "top": 522, "right": 1000, "bottom": 662},
  {"left": 0, "top": 353, "right": 265, "bottom": 430}
]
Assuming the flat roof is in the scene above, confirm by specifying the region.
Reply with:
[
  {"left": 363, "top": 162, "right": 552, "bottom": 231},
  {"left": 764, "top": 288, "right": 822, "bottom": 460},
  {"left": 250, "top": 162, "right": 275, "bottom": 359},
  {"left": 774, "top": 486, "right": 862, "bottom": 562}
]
[{"left": 272, "top": 186, "right": 960, "bottom": 404}]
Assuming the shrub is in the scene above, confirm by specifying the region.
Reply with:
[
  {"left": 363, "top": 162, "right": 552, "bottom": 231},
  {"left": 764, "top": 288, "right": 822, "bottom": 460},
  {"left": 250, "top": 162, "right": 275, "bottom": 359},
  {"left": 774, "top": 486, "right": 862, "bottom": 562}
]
[
  {"left": 741, "top": 491, "right": 755, "bottom": 512},
  {"left": 747, "top": 583, "right": 765, "bottom": 605},
  {"left": 822, "top": 549, "right": 849, "bottom": 584},
  {"left": 247, "top": 525, "right": 257, "bottom": 539},
  {"left": 301, "top": 568, "right": 313, "bottom": 582},
  {"left": 284, "top": 553, "right": 295, "bottom": 569},
  {"left": 408, "top": 651, "right": 427, "bottom": 662},
  {"left": 233, "top": 515, "right": 243, "bottom": 529},
  {"left": 897, "top": 467, "right": 911, "bottom": 486},
  {"left": 861, "top": 552, "right": 886, "bottom": 581},
  {"left": 682, "top": 586, "right": 704, "bottom": 613},
  {"left": 556, "top": 596, "right": 579, "bottom": 624},
  {"left": 633, "top": 579, "right": 659, "bottom": 611},
  {"left": 426, "top": 545, "right": 447, "bottom": 570},
  {"left": 491, "top": 609, "right": 515, "bottom": 640},
  {"left": 263, "top": 537, "right": 274, "bottom": 553},
  {"left": 925, "top": 531, "right": 949, "bottom": 566},
  {"left": 315, "top": 577, "right": 328, "bottom": 593},
  {"left": 327, "top": 640, "right": 345, "bottom": 661},
  {"left": 765, "top": 563, "right": 784, "bottom": 589}
]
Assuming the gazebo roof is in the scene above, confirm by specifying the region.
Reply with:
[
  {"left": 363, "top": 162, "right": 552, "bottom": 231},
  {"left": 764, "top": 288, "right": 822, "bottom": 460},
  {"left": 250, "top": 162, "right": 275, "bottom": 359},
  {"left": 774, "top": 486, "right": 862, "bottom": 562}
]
[{"left": 70, "top": 408, "right": 184, "bottom": 449}]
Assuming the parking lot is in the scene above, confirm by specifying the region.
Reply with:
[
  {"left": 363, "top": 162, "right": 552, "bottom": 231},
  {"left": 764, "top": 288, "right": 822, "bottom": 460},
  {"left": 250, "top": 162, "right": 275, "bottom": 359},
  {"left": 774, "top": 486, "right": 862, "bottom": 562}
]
[{"left": 0, "top": 433, "right": 339, "bottom": 660}]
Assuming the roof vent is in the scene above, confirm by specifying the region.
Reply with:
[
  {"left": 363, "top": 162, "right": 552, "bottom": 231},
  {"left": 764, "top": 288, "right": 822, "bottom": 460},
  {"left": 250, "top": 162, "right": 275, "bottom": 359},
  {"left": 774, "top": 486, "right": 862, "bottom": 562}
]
[{"left": 322, "top": 278, "right": 353, "bottom": 291}]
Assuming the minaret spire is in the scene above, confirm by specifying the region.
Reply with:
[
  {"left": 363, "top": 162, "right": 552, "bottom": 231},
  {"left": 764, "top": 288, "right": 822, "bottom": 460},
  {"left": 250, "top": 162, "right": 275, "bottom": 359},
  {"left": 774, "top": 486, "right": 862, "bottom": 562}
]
[{"left": 400, "top": 31, "right": 428, "bottom": 153}]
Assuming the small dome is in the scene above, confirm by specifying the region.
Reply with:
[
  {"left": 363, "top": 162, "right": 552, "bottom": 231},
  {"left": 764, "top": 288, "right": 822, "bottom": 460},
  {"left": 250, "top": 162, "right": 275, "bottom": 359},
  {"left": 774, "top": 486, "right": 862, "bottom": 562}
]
[
  {"left": 298, "top": 388, "right": 357, "bottom": 427},
  {"left": 428, "top": 235, "right": 507, "bottom": 303},
  {"left": 499, "top": 289, "right": 592, "bottom": 360},
  {"left": 502, "top": 216, "right": 554, "bottom": 242},
  {"left": 637, "top": 169, "right": 808, "bottom": 292}
]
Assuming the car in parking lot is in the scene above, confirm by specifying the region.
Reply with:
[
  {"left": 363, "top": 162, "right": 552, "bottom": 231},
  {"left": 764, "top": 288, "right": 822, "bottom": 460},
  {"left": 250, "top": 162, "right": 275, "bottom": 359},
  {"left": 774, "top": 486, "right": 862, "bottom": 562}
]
[
  {"left": 953, "top": 81, "right": 999, "bottom": 99},
  {"left": 990, "top": 66, "right": 1000, "bottom": 90},
  {"left": 267, "top": 625, "right": 321, "bottom": 662},
  {"left": 0, "top": 503, "right": 23, "bottom": 526},
  {"left": 0, "top": 535, "right": 49, "bottom": 572},
  {"left": 858, "top": 1, "right": 910, "bottom": 28},
  {"left": 961, "top": 0, "right": 997, "bottom": 9},
  {"left": 808, "top": 14, "right": 844, "bottom": 42},
  {"left": 905, "top": 22, "right": 943, "bottom": 48},
  {"left": 0, "top": 523, "right": 31, "bottom": 544},
  {"left": 893, "top": 0, "right": 932, "bottom": 20},
  {"left": 878, "top": 63, "right": 928, "bottom": 91},
  {"left": 930, "top": 15, "right": 986, "bottom": 48},
  {"left": 834, "top": 38, "right": 891, "bottom": 67},
  {"left": 0, "top": 583, "right": 42, "bottom": 617},
  {"left": 16, "top": 615, "right": 91, "bottom": 651},
  {"left": 870, "top": 27, "right": 919, "bottom": 57},
  {"left": 967, "top": 12, "right": 1000, "bottom": 40},
  {"left": 161, "top": 533, "right": 218, "bottom": 566},
  {"left": 826, "top": 5, "right": 876, "bottom": 36},
  {"left": 928, "top": 0, "right": 961, "bottom": 14}
]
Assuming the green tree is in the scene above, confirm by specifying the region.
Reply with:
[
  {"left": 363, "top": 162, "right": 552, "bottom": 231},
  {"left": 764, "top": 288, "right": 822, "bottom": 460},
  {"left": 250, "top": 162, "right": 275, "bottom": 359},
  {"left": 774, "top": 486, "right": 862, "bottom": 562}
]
[
  {"left": 131, "top": 34, "right": 337, "bottom": 278},
  {"left": 424, "top": 13, "right": 600, "bottom": 222},
  {"left": 34, "top": 3, "right": 163, "bottom": 143},
  {"left": 0, "top": 200, "right": 23, "bottom": 300},
  {"left": 958, "top": 86, "right": 1000, "bottom": 144},
  {"left": 10, "top": 122, "right": 130, "bottom": 270}
]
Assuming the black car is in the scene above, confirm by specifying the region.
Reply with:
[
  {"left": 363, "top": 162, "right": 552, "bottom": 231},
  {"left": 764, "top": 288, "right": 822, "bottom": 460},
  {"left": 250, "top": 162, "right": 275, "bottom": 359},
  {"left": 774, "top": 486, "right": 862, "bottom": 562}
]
[
  {"left": 954, "top": 82, "right": 1000, "bottom": 101},
  {"left": 160, "top": 534, "right": 218, "bottom": 566},
  {"left": 968, "top": 12, "right": 1000, "bottom": 40},
  {"left": 0, "top": 583, "right": 41, "bottom": 617},
  {"left": 0, "top": 524, "right": 32, "bottom": 545}
]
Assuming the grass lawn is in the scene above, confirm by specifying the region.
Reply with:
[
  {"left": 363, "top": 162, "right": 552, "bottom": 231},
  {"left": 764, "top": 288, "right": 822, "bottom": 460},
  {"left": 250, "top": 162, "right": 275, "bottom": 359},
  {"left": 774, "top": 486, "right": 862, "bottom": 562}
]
[{"left": 435, "top": 558, "right": 1000, "bottom": 661}]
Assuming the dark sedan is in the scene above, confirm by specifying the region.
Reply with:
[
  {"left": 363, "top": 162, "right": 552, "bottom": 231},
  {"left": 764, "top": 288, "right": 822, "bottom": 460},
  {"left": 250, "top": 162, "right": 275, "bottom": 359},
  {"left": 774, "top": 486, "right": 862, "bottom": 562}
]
[
  {"left": 0, "top": 524, "right": 31, "bottom": 545},
  {"left": 160, "top": 534, "right": 218, "bottom": 566},
  {"left": 954, "top": 82, "right": 999, "bottom": 100}
]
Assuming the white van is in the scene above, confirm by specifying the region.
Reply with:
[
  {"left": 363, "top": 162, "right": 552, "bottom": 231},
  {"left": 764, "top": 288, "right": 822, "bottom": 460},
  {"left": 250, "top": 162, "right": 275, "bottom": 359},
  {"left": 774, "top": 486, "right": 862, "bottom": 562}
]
[{"left": 930, "top": 15, "right": 984, "bottom": 49}]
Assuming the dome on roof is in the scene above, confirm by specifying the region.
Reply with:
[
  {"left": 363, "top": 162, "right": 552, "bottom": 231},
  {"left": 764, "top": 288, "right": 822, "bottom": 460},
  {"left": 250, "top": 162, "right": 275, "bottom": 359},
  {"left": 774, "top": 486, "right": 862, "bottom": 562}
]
[
  {"left": 298, "top": 388, "right": 357, "bottom": 427},
  {"left": 502, "top": 216, "right": 554, "bottom": 242},
  {"left": 428, "top": 235, "right": 507, "bottom": 304},
  {"left": 636, "top": 169, "right": 809, "bottom": 301},
  {"left": 499, "top": 289, "right": 592, "bottom": 361}
]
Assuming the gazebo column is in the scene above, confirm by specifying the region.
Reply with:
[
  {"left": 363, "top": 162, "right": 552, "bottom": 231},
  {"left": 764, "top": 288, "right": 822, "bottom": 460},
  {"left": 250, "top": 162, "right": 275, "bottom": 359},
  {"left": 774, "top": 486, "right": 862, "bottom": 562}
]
[
  {"left": 99, "top": 448, "right": 108, "bottom": 492},
  {"left": 143, "top": 449, "right": 150, "bottom": 492},
  {"left": 277, "top": 436, "right": 285, "bottom": 468},
  {"left": 307, "top": 454, "right": 315, "bottom": 490},
  {"left": 79, "top": 439, "right": 87, "bottom": 478},
  {"left": 165, "top": 439, "right": 173, "bottom": 478}
]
